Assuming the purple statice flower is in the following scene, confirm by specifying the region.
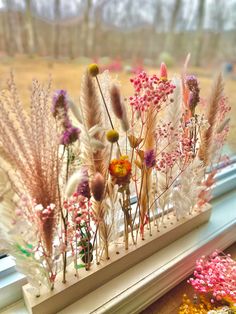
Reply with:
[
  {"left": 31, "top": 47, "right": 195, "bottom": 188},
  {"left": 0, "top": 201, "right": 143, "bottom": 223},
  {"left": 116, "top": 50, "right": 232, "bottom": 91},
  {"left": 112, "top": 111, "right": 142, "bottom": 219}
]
[
  {"left": 144, "top": 149, "right": 156, "bottom": 168},
  {"left": 51, "top": 90, "right": 68, "bottom": 118},
  {"left": 52, "top": 90, "right": 81, "bottom": 145},
  {"left": 186, "top": 75, "right": 200, "bottom": 114},
  {"left": 76, "top": 168, "right": 91, "bottom": 199},
  {"left": 60, "top": 126, "right": 80, "bottom": 145}
]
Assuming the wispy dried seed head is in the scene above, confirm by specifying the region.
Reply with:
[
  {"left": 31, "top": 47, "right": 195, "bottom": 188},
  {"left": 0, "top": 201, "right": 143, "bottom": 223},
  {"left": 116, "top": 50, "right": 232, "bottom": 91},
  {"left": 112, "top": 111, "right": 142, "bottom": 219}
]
[
  {"left": 91, "top": 172, "right": 105, "bottom": 201},
  {"left": 121, "top": 109, "right": 130, "bottom": 132},
  {"left": 110, "top": 84, "right": 123, "bottom": 119}
]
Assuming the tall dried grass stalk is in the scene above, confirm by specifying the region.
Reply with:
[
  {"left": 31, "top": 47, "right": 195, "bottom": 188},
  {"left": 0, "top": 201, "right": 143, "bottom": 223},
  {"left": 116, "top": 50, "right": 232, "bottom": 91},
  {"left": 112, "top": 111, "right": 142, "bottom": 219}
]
[
  {"left": 140, "top": 108, "right": 156, "bottom": 233},
  {"left": 80, "top": 71, "right": 109, "bottom": 177},
  {"left": 0, "top": 74, "right": 60, "bottom": 254},
  {"left": 80, "top": 71, "right": 110, "bottom": 257},
  {"left": 198, "top": 73, "right": 224, "bottom": 165}
]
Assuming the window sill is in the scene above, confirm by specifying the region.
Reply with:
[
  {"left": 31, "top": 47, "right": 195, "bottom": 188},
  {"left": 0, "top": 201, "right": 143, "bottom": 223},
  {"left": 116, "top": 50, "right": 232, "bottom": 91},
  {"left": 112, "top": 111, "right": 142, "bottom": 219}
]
[{"left": 0, "top": 189, "right": 235, "bottom": 314}]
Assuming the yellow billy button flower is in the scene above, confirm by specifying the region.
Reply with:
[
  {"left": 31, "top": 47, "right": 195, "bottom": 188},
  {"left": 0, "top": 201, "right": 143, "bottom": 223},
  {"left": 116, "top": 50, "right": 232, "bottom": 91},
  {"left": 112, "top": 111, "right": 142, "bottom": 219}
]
[
  {"left": 106, "top": 129, "right": 119, "bottom": 143},
  {"left": 88, "top": 63, "right": 99, "bottom": 77}
]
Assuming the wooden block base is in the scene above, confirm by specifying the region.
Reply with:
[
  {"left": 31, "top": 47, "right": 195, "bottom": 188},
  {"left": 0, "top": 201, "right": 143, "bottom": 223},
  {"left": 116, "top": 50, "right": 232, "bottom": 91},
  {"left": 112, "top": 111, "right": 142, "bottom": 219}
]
[{"left": 23, "top": 204, "right": 211, "bottom": 314}]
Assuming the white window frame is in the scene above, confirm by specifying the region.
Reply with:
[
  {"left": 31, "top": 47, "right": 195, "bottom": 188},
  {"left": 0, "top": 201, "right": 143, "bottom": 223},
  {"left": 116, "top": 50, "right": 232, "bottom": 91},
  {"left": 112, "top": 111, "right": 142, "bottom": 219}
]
[{"left": 0, "top": 160, "right": 236, "bottom": 312}]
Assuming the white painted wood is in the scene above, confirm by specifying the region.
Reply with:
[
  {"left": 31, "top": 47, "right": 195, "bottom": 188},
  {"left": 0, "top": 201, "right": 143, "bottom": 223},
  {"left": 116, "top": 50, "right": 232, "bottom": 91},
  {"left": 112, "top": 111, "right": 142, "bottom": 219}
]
[
  {"left": 1, "top": 190, "right": 235, "bottom": 314},
  {"left": 23, "top": 205, "right": 211, "bottom": 314}
]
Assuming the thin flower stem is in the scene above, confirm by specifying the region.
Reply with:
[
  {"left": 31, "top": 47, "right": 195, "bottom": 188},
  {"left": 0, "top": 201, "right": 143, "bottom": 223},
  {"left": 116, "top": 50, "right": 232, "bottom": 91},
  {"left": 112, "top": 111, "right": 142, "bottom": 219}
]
[
  {"left": 148, "top": 162, "right": 190, "bottom": 214},
  {"left": 62, "top": 146, "right": 70, "bottom": 283},
  {"left": 132, "top": 168, "right": 144, "bottom": 227},
  {"left": 95, "top": 76, "right": 114, "bottom": 129},
  {"left": 95, "top": 76, "right": 122, "bottom": 156},
  {"left": 146, "top": 175, "right": 152, "bottom": 236}
]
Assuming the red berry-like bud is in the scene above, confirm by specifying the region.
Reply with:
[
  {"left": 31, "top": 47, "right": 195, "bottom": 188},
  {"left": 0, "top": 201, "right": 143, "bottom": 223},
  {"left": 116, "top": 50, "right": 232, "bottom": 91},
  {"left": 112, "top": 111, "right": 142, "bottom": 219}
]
[{"left": 160, "top": 62, "right": 168, "bottom": 81}]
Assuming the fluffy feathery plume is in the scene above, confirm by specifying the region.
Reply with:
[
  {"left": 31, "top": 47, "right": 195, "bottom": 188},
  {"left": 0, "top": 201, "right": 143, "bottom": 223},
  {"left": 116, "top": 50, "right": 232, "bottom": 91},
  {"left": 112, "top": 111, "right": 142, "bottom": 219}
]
[
  {"left": 65, "top": 167, "right": 90, "bottom": 198},
  {"left": 110, "top": 84, "right": 123, "bottom": 119},
  {"left": 110, "top": 84, "right": 130, "bottom": 132},
  {"left": 172, "top": 158, "right": 205, "bottom": 219},
  {"left": 0, "top": 75, "right": 60, "bottom": 255},
  {"left": 68, "top": 99, "right": 82, "bottom": 124},
  {"left": 80, "top": 70, "right": 109, "bottom": 176},
  {"left": 91, "top": 172, "right": 105, "bottom": 201},
  {"left": 80, "top": 70, "right": 111, "bottom": 259},
  {"left": 0, "top": 168, "right": 56, "bottom": 292},
  {"left": 120, "top": 105, "right": 130, "bottom": 132},
  {"left": 198, "top": 74, "right": 224, "bottom": 165}
]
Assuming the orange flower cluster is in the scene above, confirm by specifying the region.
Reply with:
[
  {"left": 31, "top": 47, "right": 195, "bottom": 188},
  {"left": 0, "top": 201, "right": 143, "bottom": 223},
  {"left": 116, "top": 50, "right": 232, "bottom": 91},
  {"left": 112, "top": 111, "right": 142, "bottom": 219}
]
[
  {"left": 109, "top": 156, "right": 131, "bottom": 184},
  {"left": 179, "top": 294, "right": 212, "bottom": 314}
]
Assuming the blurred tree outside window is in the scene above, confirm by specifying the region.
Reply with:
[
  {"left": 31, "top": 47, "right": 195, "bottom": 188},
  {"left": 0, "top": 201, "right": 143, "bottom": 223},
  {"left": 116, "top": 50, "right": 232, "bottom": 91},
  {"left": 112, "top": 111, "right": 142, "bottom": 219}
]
[{"left": 0, "top": 0, "right": 235, "bottom": 154}]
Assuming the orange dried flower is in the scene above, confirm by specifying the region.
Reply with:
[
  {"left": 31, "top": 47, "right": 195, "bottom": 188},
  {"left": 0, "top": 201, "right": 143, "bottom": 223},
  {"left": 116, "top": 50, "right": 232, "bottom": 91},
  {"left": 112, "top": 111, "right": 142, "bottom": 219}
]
[{"left": 109, "top": 156, "right": 131, "bottom": 184}]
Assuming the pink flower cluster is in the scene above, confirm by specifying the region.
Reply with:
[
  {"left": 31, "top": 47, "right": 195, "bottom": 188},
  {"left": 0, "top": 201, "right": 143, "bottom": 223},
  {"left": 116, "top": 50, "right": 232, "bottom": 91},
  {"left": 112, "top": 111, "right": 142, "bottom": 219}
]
[
  {"left": 129, "top": 71, "right": 175, "bottom": 111},
  {"left": 154, "top": 121, "right": 194, "bottom": 172},
  {"left": 35, "top": 203, "right": 55, "bottom": 221},
  {"left": 218, "top": 96, "right": 231, "bottom": 122},
  {"left": 188, "top": 251, "right": 236, "bottom": 302},
  {"left": 63, "top": 194, "right": 95, "bottom": 238},
  {"left": 156, "top": 121, "right": 179, "bottom": 143},
  {"left": 156, "top": 151, "right": 179, "bottom": 171}
]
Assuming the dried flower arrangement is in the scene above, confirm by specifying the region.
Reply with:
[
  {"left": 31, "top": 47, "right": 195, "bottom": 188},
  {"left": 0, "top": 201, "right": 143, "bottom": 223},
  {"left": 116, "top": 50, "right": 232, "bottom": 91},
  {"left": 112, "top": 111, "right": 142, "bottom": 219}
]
[
  {"left": 179, "top": 251, "right": 236, "bottom": 314},
  {"left": 0, "top": 60, "right": 231, "bottom": 299}
]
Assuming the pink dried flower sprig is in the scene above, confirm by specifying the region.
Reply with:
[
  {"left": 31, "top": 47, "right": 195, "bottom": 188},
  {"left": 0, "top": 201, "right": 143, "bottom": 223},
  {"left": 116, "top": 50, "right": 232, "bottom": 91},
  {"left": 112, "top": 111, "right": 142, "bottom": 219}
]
[
  {"left": 156, "top": 151, "right": 180, "bottom": 172},
  {"left": 63, "top": 195, "right": 95, "bottom": 242},
  {"left": 217, "top": 96, "right": 231, "bottom": 122},
  {"left": 155, "top": 121, "right": 179, "bottom": 143},
  {"left": 154, "top": 121, "right": 193, "bottom": 172},
  {"left": 129, "top": 70, "right": 175, "bottom": 112},
  {"left": 188, "top": 251, "right": 236, "bottom": 303},
  {"left": 63, "top": 195, "right": 94, "bottom": 221}
]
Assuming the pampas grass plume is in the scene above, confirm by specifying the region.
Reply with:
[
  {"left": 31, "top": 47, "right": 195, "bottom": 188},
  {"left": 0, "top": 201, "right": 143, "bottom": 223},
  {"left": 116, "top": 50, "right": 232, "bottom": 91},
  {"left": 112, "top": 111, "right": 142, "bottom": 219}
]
[
  {"left": 65, "top": 169, "right": 85, "bottom": 197},
  {"left": 110, "top": 84, "right": 123, "bottom": 119},
  {"left": 69, "top": 99, "right": 82, "bottom": 124},
  {"left": 110, "top": 84, "right": 130, "bottom": 131},
  {"left": 121, "top": 108, "right": 130, "bottom": 132}
]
